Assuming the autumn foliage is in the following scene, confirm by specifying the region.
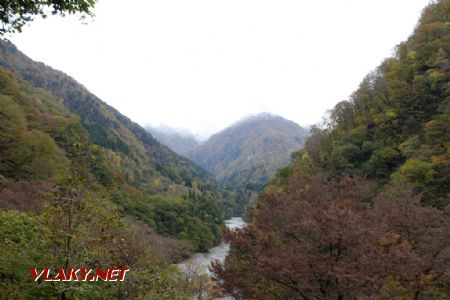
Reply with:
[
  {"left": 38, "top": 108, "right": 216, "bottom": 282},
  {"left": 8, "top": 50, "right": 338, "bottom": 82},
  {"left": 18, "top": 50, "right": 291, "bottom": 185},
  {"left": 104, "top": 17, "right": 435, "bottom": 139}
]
[
  {"left": 212, "top": 3, "right": 450, "bottom": 297},
  {"left": 212, "top": 173, "right": 450, "bottom": 299}
]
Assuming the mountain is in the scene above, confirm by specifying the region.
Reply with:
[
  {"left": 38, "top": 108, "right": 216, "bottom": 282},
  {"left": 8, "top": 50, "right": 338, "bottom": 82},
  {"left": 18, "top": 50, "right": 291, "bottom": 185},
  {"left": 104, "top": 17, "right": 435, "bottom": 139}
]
[
  {"left": 212, "top": 1, "right": 450, "bottom": 298},
  {"left": 0, "top": 39, "right": 216, "bottom": 193},
  {"left": 189, "top": 113, "right": 308, "bottom": 188},
  {"left": 146, "top": 125, "right": 199, "bottom": 156},
  {"left": 0, "top": 39, "right": 225, "bottom": 253},
  {"left": 187, "top": 113, "right": 308, "bottom": 214}
]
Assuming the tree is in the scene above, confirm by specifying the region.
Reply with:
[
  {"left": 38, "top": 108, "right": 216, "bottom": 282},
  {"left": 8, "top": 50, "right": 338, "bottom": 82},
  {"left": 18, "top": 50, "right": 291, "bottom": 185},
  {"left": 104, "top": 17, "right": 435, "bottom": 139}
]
[
  {"left": 0, "top": 0, "right": 97, "bottom": 35},
  {"left": 0, "top": 211, "right": 51, "bottom": 298},
  {"left": 212, "top": 174, "right": 450, "bottom": 299},
  {"left": 11, "top": 130, "right": 69, "bottom": 180},
  {"left": 0, "top": 94, "right": 26, "bottom": 172}
]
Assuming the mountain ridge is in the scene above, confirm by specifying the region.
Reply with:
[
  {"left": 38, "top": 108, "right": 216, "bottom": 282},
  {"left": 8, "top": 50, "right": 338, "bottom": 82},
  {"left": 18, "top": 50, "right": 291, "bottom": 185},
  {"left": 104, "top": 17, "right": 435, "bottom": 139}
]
[
  {"left": 0, "top": 39, "right": 225, "bottom": 255},
  {"left": 186, "top": 112, "right": 309, "bottom": 214},
  {"left": 188, "top": 112, "right": 308, "bottom": 183},
  {"left": 212, "top": 1, "right": 450, "bottom": 297},
  {"left": 0, "top": 39, "right": 215, "bottom": 192}
]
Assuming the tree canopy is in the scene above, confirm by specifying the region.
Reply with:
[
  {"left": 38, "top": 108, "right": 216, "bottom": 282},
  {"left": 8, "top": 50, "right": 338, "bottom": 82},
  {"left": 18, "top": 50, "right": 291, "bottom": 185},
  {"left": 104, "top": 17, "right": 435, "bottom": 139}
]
[
  {"left": 212, "top": 0, "right": 450, "bottom": 298},
  {"left": 0, "top": 0, "right": 97, "bottom": 34}
]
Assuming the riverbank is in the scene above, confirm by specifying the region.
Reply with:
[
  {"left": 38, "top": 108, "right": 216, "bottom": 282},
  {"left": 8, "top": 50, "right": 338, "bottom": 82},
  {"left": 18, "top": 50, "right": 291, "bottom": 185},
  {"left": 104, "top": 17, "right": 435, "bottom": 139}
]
[{"left": 178, "top": 217, "right": 246, "bottom": 274}]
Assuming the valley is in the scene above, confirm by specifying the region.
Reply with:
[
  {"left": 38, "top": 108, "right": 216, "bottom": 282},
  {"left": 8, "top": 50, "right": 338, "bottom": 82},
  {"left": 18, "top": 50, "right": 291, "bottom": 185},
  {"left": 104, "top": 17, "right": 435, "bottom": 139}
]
[
  {"left": 0, "top": 37, "right": 307, "bottom": 298},
  {"left": 178, "top": 217, "right": 246, "bottom": 274},
  {"left": 0, "top": 0, "right": 449, "bottom": 299},
  {"left": 149, "top": 113, "right": 309, "bottom": 216}
]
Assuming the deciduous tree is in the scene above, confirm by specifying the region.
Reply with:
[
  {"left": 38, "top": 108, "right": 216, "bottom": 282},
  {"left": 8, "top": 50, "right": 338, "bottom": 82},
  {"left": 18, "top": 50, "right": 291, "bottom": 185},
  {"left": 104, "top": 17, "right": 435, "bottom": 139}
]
[
  {"left": 0, "top": 0, "right": 97, "bottom": 34},
  {"left": 212, "top": 174, "right": 450, "bottom": 299}
]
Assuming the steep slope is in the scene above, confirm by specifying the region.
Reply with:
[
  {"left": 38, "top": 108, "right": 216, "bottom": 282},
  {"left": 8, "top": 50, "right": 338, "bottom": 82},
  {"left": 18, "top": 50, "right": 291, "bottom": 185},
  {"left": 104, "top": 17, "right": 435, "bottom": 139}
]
[
  {"left": 0, "top": 40, "right": 225, "bottom": 253},
  {"left": 188, "top": 113, "right": 308, "bottom": 214},
  {"left": 0, "top": 39, "right": 214, "bottom": 194},
  {"left": 189, "top": 113, "right": 308, "bottom": 188},
  {"left": 213, "top": 1, "right": 450, "bottom": 298},
  {"left": 146, "top": 125, "right": 199, "bottom": 156},
  {"left": 0, "top": 64, "right": 225, "bottom": 298},
  {"left": 299, "top": 0, "right": 450, "bottom": 207}
]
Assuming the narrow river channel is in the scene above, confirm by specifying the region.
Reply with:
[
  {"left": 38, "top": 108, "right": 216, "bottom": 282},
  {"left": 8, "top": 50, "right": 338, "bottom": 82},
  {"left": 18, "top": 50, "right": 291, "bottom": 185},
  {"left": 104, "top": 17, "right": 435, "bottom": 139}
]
[{"left": 178, "top": 217, "right": 246, "bottom": 274}]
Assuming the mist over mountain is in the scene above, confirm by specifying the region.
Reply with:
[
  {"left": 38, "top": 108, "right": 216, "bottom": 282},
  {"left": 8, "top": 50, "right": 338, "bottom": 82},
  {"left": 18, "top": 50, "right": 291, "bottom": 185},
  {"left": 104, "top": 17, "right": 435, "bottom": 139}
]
[
  {"left": 146, "top": 125, "right": 199, "bottom": 156},
  {"left": 186, "top": 113, "right": 308, "bottom": 214}
]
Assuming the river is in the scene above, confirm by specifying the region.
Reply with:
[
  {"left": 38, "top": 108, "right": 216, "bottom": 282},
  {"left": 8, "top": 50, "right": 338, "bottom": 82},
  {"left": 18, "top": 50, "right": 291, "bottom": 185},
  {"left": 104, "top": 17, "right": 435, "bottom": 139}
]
[{"left": 178, "top": 217, "right": 246, "bottom": 274}]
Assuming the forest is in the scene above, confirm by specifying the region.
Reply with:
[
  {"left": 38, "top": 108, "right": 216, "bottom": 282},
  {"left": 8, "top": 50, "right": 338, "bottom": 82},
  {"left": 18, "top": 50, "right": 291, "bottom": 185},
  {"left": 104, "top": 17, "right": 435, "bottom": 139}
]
[
  {"left": 0, "top": 39, "right": 224, "bottom": 299},
  {"left": 0, "top": 0, "right": 449, "bottom": 299},
  {"left": 212, "top": 1, "right": 450, "bottom": 299}
]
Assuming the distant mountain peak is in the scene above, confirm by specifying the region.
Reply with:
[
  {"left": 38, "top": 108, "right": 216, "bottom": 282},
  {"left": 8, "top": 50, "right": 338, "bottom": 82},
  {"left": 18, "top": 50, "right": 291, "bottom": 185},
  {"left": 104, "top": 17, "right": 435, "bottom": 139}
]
[
  {"left": 246, "top": 112, "right": 278, "bottom": 120},
  {"left": 186, "top": 113, "right": 309, "bottom": 212},
  {"left": 231, "top": 112, "right": 280, "bottom": 126}
]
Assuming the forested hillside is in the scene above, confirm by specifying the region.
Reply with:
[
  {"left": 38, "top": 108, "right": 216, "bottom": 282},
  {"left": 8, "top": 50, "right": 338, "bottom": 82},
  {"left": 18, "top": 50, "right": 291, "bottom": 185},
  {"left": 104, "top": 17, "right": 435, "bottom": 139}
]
[
  {"left": 213, "top": 1, "right": 450, "bottom": 299},
  {"left": 0, "top": 41, "right": 224, "bottom": 298},
  {"left": 0, "top": 40, "right": 214, "bottom": 194},
  {"left": 302, "top": 1, "right": 450, "bottom": 206},
  {"left": 188, "top": 113, "right": 308, "bottom": 216}
]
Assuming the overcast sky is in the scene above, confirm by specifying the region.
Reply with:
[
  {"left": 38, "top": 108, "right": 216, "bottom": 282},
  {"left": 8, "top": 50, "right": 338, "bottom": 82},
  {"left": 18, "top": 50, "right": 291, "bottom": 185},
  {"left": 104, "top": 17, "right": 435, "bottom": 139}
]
[{"left": 9, "top": 0, "right": 430, "bottom": 139}]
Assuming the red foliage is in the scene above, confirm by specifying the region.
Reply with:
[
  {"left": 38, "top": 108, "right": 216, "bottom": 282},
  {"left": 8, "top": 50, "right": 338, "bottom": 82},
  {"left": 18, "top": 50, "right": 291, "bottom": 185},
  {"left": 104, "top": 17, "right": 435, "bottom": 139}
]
[
  {"left": 212, "top": 174, "right": 450, "bottom": 299},
  {"left": 0, "top": 179, "right": 53, "bottom": 212}
]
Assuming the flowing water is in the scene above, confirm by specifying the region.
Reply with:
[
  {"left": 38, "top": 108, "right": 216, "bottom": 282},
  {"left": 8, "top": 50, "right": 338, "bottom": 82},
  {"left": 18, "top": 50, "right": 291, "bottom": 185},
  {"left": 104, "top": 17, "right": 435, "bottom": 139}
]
[{"left": 179, "top": 217, "right": 246, "bottom": 274}]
